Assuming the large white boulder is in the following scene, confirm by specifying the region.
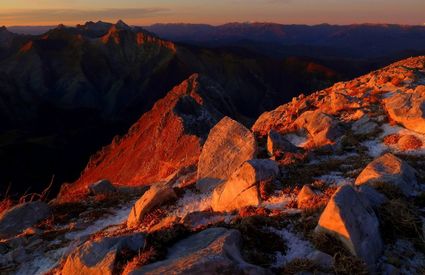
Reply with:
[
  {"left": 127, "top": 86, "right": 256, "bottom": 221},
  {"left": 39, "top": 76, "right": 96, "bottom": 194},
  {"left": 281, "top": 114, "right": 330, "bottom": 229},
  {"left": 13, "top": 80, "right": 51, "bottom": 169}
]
[
  {"left": 196, "top": 116, "right": 257, "bottom": 193},
  {"left": 315, "top": 185, "right": 383, "bottom": 268},
  {"left": 355, "top": 153, "right": 417, "bottom": 196},
  {"left": 383, "top": 85, "right": 425, "bottom": 134},
  {"left": 125, "top": 228, "right": 268, "bottom": 275},
  {"left": 62, "top": 234, "right": 145, "bottom": 275},
  {"left": 0, "top": 201, "right": 50, "bottom": 239},
  {"left": 293, "top": 110, "right": 342, "bottom": 147},
  {"left": 211, "top": 159, "right": 279, "bottom": 212},
  {"left": 127, "top": 183, "right": 177, "bottom": 228}
]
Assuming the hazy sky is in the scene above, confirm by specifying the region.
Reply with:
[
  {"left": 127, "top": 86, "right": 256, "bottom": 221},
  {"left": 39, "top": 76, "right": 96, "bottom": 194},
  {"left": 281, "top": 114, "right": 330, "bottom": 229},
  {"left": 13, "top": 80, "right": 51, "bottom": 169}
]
[{"left": 0, "top": 0, "right": 424, "bottom": 26}]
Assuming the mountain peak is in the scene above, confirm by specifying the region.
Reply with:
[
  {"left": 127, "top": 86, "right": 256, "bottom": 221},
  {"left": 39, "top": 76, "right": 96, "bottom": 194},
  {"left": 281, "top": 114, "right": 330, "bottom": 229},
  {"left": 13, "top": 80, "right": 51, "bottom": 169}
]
[{"left": 115, "top": 19, "right": 131, "bottom": 30}]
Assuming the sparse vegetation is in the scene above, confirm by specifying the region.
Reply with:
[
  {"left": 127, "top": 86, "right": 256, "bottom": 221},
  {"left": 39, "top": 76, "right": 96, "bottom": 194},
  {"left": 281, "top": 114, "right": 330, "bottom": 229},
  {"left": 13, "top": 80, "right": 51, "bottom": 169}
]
[
  {"left": 376, "top": 199, "right": 425, "bottom": 249},
  {"left": 230, "top": 215, "right": 286, "bottom": 267},
  {"left": 280, "top": 258, "right": 322, "bottom": 274}
]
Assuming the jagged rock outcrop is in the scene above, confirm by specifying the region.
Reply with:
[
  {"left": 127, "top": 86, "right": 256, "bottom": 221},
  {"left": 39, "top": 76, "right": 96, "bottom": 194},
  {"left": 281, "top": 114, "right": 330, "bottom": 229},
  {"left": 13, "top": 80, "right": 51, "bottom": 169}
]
[
  {"left": 127, "top": 182, "right": 177, "bottom": 228},
  {"left": 211, "top": 159, "right": 279, "bottom": 212},
  {"left": 355, "top": 153, "right": 418, "bottom": 196},
  {"left": 315, "top": 185, "right": 383, "bottom": 268},
  {"left": 351, "top": 115, "right": 379, "bottom": 136},
  {"left": 266, "top": 130, "right": 297, "bottom": 156},
  {"left": 62, "top": 234, "right": 145, "bottom": 275},
  {"left": 58, "top": 74, "right": 234, "bottom": 202},
  {"left": 0, "top": 201, "right": 50, "bottom": 239},
  {"left": 125, "top": 228, "right": 268, "bottom": 275},
  {"left": 384, "top": 85, "right": 425, "bottom": 134},
  {"left": 196, "top": 116, "right": 257, "bottom": 192},
  {"left": 293, "top": 110, "right": 342, "bottom": 147}
]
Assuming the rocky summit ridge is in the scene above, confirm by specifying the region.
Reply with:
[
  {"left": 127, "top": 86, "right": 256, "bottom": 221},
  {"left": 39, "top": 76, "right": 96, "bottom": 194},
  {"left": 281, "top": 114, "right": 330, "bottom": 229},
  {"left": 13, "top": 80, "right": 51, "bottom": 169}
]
[{"left": 1, "top": 56, "right": 425, "bottom": 274}]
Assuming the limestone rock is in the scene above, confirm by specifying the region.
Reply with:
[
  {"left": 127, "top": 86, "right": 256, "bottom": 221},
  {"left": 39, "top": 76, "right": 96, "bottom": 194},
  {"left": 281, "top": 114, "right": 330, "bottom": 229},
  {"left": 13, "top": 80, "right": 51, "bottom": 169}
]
[
  {"left": 293, "top": 110, "right": 342, "bottom": 147},
  {"left": 211, "top": 159, "right": 279, "bottom": 212},
  {"left": 127, "top": 183, "right": 177, "bottom": 228},
  {"left": 358, "top": 185, "right": 388, "bottom": 208},
  {"left": 0, "top": 201, "right": 50, "bottom": 239},
  {"left": 266, "top": 130, "right": 297, "bottom": 156},
  {"left": 351, "top": 115, "right": 379, "bottom": 136},
  {"left": 383, "top": 85, "right": 425, "bottom": 134},
  {"left": 297, "top": 185, "right": 321, "bottom": 209},
  {"left": 126, "top": 228, "right": 268, "bottom": 275},
  {"left": 329, "top": 91, "right": 361, "bottom": 114},
  {"left": 355, "top": 153, "right": 417, "bottom": 196},
  {"left": 62, "top": 233, "right": 145, "bottom": 275},
  {"left": 88, "top": 179, "right": 116, "bottom": 196},
  {"left": 315, "top": 185, "right": 383, "bottom": 267},
  {"left": 197, "top": 116, "right": 257, "bottom": 193}
]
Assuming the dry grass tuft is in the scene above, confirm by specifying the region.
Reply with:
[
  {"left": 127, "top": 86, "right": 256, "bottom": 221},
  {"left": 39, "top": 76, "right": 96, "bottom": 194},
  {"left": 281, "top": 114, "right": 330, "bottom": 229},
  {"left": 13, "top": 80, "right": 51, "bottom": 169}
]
[
  {"left": 310, "top": 232, "right": 369, "bottom": 274},
  {"left": 280, "top": 258, "right": 321, "bottom": 274},
  {"left": 332, "top": 252, "right": 369, "bottom": 275},
  {"left": 372, "top": 182, "right": 404, "bottom": 200},
  {"left": 121, "top": 247, "right": 160, "bottom": 274},
  {"left": 377, "top": 199, "right": 424, "bottom": 249},
  {"left": 230, "top": 215, "right": 286, "bottom": 267}
]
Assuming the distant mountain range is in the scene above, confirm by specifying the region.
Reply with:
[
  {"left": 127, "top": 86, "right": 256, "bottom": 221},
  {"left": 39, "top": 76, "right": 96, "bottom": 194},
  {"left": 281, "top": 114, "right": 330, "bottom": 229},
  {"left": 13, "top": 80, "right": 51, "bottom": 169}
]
[{"left": 144, "top": 23, "right": 425, "bottom": 59}]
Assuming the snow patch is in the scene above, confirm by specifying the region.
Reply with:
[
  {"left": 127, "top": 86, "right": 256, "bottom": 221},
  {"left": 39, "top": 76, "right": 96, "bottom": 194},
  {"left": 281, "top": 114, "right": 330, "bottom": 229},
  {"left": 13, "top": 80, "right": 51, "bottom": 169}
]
[
  {"left": 262, "top": 190, "right": 291, "bottom": 210},
  {"left": 284, "top": 133, "right": 309, "bottom": 148},
  {"left": 361, "top": 139, "right": 388, "bottom": 158},
  {"left": 170, "top": 190, "right": 212, "bottom": 218},
  {"left": 65, "top": 199, "right": 136, "bottom": 240},
  {"left": 269, "top": 227, "right": 315, "bottom": 268},
  {"left": 314, "top": 172, "right": 353, "bottom": 186}
]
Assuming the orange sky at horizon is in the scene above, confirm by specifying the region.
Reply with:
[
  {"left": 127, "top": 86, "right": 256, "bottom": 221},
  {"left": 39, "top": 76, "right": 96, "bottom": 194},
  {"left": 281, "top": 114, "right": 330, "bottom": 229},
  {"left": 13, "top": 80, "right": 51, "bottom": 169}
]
[{"left": 0, "top": 0, "right": 424, "bottom": 27}]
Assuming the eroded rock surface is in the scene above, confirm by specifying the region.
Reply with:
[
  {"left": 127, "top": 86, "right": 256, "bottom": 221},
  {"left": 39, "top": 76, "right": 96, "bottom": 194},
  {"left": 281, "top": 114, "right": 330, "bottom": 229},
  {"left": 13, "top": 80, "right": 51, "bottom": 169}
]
[
  {"left": 355, "top": 153, "right": 418, "bottom": 196},
  {"left": 211, "top": 159, "right": 279, "bottom": 212},
  {"left": 384, "top": 85, "right": 425, "bottom": 134},
  {"left": 196, "top": 116, "right": 257, "bottom": 193},
  {"left": 315, "top": 185, "right": 383, "bottom": 268},
  {"left": 126, "top": 228, "right": 268, "bottom": 275},
  {"left": 62, "top": 234, "right": 145, "bottom": 275},
  {"left": 0, "top": 201, "right": 50, "bottom": 239},
  {"left": 127, "top": 183, "right": 177, "bottom": 228}
]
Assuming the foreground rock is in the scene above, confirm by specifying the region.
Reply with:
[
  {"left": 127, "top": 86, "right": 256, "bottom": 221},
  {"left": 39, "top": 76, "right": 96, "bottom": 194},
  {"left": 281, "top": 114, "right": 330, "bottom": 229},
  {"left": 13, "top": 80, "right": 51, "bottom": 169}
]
[
  {"left": 297, "top": 185, "right": 321, "bottom": 209},
  {"left": 315, "top": 185, "right": 383, "bottom": 268},
  {"left": 88, "top": 179, "right": 116, "bottom": 196},
  {"left": 355, "top": 153, "right": 417, "bottom": 196},
  {"left": 126, "top": 228, "right": 268, "bottom": 275},
  {"left": 266, "top": 130, "right": 297, "bottom": 156},
  {"left": 293, "top": 110, "right": 342, "bottom": 147},
  {"left": 127, "top": 183, "right": 177, "bottom": 228},
  {"left": 196, "top": 116, "right": 257, "bottom": 192},
  {"left": 62, "top": 234, "right": 145, "bottom": 275},
  {"left": 383, "top": 85, "right": 425, "bottom": 134},
  {"left": 0, "top": 201, "right": 50, "bottom": 239},
  {"left": 211, "top": 159, "right": 279, "bottom": 212}
]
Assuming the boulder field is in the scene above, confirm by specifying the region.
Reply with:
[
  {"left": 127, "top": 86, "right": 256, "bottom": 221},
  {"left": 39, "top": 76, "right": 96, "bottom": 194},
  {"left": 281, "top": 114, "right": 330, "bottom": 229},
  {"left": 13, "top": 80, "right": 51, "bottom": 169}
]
[{"left": 1, "top": 56, "right": 425, "bottom": 274}]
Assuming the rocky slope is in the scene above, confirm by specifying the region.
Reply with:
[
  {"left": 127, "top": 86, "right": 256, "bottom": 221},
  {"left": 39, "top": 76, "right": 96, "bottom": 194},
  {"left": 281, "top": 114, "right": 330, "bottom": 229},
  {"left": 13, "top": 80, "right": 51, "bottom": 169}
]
[{"left": 1, "top": 56, "right": 425, "bottom": 274}]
